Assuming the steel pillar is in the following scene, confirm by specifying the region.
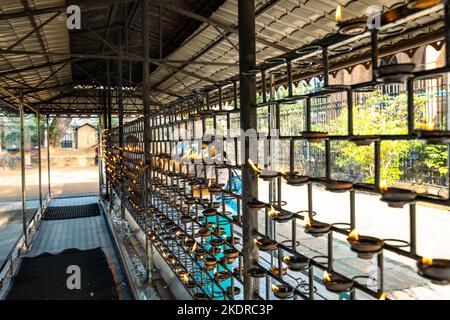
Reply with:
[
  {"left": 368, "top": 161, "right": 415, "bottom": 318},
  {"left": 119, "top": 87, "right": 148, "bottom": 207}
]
[
  {"left": 107, "top": 61, "right": 113, "bottom": 202},
  {"left": 37, "top": 112, "right": 43, "bottom": 214},
  {"left": 118, "top": 28, "right": 125, "bottom": 219},
  {"left": 46, "top": 116, "right": 51, "bottom": 198},
  {"left": 238, "top": 0, "right": 259, "bottom": 300},
  {"left": 19, "top": 89, "right": 28, "bottom": 248},
  {"left": 142, "top": 0, "right": 153, "bottom": 284}
]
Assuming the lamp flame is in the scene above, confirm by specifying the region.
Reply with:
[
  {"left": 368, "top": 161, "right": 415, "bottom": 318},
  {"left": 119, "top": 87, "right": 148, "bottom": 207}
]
[
  {"left": 323, "top": 270, "right": 332, "bottom": 283},
  {"left": 304, "top": 214, "right": 311, "bottom": 227},
  {"left": 272, "top": 284, "right": 280, "bottom": 293},
  {"left": 189, "top": 152, "right": 202, "bottom": 160},
  {"left": 248, "top": 159, "right": 262, "bottom": 174},
  {"left": 422, "top": 256, "right": 433, "bottom": 265},
  {"left": 336, "top": 4, "right": 343, "bottom": 23},
  {"left": 283, "top": 256, "right": 291, "bottom": 262},
  {"left": 422, "top": 121, "right": 437, "bottom": 131},
  {"left": 378, "top": 292, "right": 386, "bottom": 300},
  {"left": 268, "top": 205, "right": 279, "bottom": 218},
  {"left": 348, "top": 229, "right": 359, "bottom": 242},
  {"left": 379, "top": 180, "right": 388, "bottom": 192},
  {"left": 254, "top": 238, "right": 262, "bottom": 246},
  {"left": 279, "top": 169, "right": 288, "bottom": 177}
]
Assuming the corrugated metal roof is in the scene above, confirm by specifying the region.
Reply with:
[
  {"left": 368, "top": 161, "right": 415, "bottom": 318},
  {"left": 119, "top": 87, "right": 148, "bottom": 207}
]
[
  {"left": 0, "top": 0, "right": 446, "bottom": 114},
  {"left": 149, "top": 0, "right": 444, "bottom": 105},
  {"left": 0, "top": 0, "right": 71, "bottom": 106}
]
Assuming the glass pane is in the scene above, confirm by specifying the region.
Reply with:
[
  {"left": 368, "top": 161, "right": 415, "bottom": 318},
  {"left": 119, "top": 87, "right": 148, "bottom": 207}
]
[
  {"left": 0, "top": 107, "right": 22, "bottom": 267},
  {"left": 279, "top": 100, "right": 306, "bottom": 136},
  {"left": 311, "top": 91, "right": 348, "bottom": 135},
  {"left": 330, "top": 140, "right": 375, "bottom": 183},
  {"left": 24, "top": 113, "right": 40, "bottom": 223},
  {"left": 381, "top": 140, "right": 448, "bottom": 199},
  {"left": 294, "top": 140, "right": 325, "bottom": 177},
  {"left": 414, "top": 73, "right": 449, "bottom": 131},
  {"left": 353, "top": 84, "right": 408, "bottom": 135}
]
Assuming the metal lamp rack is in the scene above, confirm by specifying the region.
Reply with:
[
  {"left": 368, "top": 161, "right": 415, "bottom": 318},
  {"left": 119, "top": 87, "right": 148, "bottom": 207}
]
[{"left": 103, "top": 0, "right": 450, "bottom": 300}]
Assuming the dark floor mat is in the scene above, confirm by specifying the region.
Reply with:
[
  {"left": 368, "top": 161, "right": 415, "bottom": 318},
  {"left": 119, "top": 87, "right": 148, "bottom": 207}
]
[
  {"left": 43, "top": 203, "right": 100, "bottom": 220},
  {"left": 6, "top": 248, "right": 118, "bottom": 300}
]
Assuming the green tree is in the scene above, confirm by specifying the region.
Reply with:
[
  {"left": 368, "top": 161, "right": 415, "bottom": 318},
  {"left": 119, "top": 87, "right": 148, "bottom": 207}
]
[{"left": 328, "top": 90, "right": 432, "bottom": 184}]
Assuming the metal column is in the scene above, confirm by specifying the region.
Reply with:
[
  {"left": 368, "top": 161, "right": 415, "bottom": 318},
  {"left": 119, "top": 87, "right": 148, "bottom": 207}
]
[
  {"left": 118, "top": 28, "right": 125, "bottom": 219},
  {"left": 37, "top": 112, "right": 43, "bottom": 214},
  {"left": 46, "top": 116, "right": 51, "bottom": 198},
  {"left": 238, "top": 0, "right": 258, "bottom": 300},
  {"left": 19, "top": 89, "right": 28, "bottom": 248},
  {"left": 142, "top": 0, "right": 153, "bottom": 284}
]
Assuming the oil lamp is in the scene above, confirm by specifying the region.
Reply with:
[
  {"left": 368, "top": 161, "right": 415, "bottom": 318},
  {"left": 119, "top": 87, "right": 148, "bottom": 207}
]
[
  {"left": 379, "top": 180, "right": 417, "bottom": 208},
  {"left": 350, "top": 136, "right": 380, "bottom": 146},
  {"left": 347, "top": 229, "right": 384, "bottom": 259},
  {"left": 268, "top": 205, "right": 294, "bottom": 223},
  {"left": 193, "top": 292, "right": 208, "bottom": 300},
  {"left": 226, "top": 236, "right": 241, "bottom": 245},
  {"left": 376, "top": 63, "right": 415, "bottom": 83},
  {"left": 335, "top": 4, "right": 367, "bottom": 36},
  {"left": 202, "top": 207, "right": 218, "bottom": 217},
  {"left": 300, "top": 131, "right": 329, "bottom": 143},
  {"left": 254, "top": 238, "right": 278, "bottom": 251},
  {"left": 190, "top": 242, "right": 206, "bottom": 257},
  {"left": 204, "top": 256, "right": 218, "bottom": 270},
  {"left": 214, "top": 269, "right": 231, "bottom": 282},
  {"left": 180, "top": 215, "right": 193, "bottom": 224},
  {"left": 283, "top": 255, "right": 310, "bottom": 271},
  {"left": 323, "top": 270, "right": 354, "bottom": 293},
  {"left": 417, "top": 256, "right": 450, "bottom": 284},
  {"left": 270, "top": 267, "right": 287, "bottom": 276},
  {"left": 414, "top": 120, "right": 450, "bottom": 145},
  {"left": 175, "top": 230, "right": 187, "bottom": 240},
  {"left": 247, "top": 199, "right": 267, "bottom": 209},
  {"left": 223, "top": 248, "right": 240, "bottom": 262},
  {"left": 226, "top": 286, "right": 241, "bottom": 296},
  {"left": 248, "top": 159, "right": 280, "bottom": 180},
  {"left": 183, "top": 236, "right": 195, "bottom": 247},
  {"left": 323, "top": 179, "right": 353, "bottom": 192},
  {"left": 304, "top": 215, "right": 331, "bottom": 237},
  {"left": 197, "top": 226, "right": 212, "bottom": 238},
  {"left": 248, "top": 266, "right": 267, "bottom": 278},
  {"left": 280, "top": 170, "right": 309, "bottom": 186},
  {"left": 272, "top": 284, "right": 295, "bottom": 299},
  {"left": 209, "top": 237, "right": 225, "bottom": 247},
  {"left": 207, "top": 178, "right": 224, "bottom": 193}
]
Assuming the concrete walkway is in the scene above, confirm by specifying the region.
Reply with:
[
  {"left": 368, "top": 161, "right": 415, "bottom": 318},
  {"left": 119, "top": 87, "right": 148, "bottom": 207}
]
[{"left": 2, "top": 196, "right": 131, "bottom": 300}]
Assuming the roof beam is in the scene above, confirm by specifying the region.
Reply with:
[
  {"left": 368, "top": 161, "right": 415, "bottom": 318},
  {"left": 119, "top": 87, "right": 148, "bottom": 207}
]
[
  {"left": 0, "top": 48, "right": 238, "bottom": 67},
  {"left": 6, "top": 11, "right": 61, "bottom": 51},
  {"left": 152, "top": 0, "right": 284, "bottom": 91},
  {"left": 0, "top": 58, "right": 75, "bottom": 77},
  {"left": 151, "top": 0, "right": 291, "bottom": 53}
]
